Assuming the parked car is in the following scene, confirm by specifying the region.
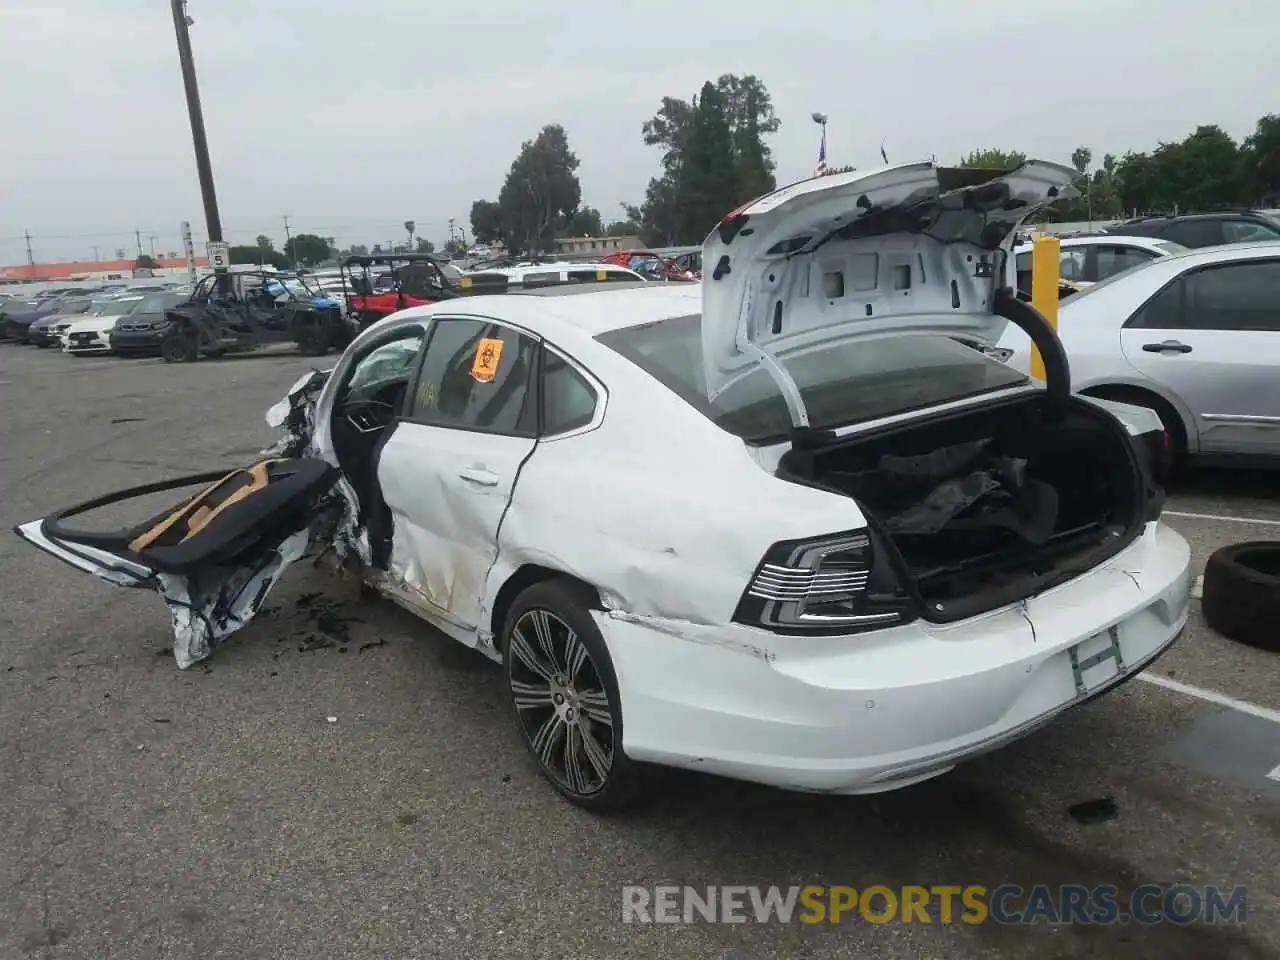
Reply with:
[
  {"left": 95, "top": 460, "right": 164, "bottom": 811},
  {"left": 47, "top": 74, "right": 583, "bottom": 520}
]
[
  {"left": 1106, "top": 210, "right": 1280, "bottom": 248},
  {"left": 3, "top": 292, "right": 92, "bottom": 343},
  {"left": 1009, "top": 235, "right": 1187, "bottom": 298},
  {"left": 16, "top": 160, "right": 1190, "bottom": 811},
  {"left": 111, "top": 292, "right": 194, "bottom": 357},
  {"left": 599, "top": 249, "right": 696, "bottom": 281},
  {"left": 488, "top": 263, "right": 647, "bottom": 289},
  {"left": 26, "top": 297, "right": 96, "bottom": 346},
  {"left": 997, "top": 240, "right": 1280, "bottom": 466},
  {"left": 61, "top": 296, "right": 146, "bottom": 356}
]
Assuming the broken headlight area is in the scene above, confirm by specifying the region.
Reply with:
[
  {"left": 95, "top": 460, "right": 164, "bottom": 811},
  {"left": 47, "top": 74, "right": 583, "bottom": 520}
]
[
  {"left": 14, "top": 458, "right": 349, "bottom": 669},
  {"left": 263, "top": 367, "right": 332, "bottom": 458}
]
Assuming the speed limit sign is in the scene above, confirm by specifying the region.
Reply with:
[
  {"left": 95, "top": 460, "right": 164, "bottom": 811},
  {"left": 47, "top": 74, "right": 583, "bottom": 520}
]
[{"left": 207, "top": 241, "right": 230, "bottom": 270}]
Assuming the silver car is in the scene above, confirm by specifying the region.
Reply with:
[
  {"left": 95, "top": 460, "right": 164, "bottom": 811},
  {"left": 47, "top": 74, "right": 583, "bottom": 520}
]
[{"left": 997, "top": 240, "right": 1280, "bottom": 465}]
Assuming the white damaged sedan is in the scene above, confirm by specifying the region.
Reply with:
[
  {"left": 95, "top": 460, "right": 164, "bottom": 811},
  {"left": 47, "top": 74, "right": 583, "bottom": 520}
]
[{"left": 15, "top": 161, "right": 1192, "bottom": 810}]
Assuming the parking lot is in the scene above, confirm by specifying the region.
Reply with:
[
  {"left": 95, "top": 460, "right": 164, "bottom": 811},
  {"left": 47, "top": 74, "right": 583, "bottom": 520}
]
[{"left": 1, "top": 344, "right": 1277, "bottom": 959}]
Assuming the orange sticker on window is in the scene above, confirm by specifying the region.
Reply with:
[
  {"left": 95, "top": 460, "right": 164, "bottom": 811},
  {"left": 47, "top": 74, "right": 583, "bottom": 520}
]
[{"left": 471, "top": 337, "right": 504, "bottom": 382}]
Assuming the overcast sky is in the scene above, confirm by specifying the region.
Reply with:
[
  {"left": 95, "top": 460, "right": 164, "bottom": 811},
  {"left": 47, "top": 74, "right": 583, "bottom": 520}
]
[{"left": 2, "top": 0, "right": 1277, "bottom": 264}]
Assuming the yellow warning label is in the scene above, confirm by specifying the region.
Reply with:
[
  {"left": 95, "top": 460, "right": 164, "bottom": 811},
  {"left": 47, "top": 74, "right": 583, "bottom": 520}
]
[
  {"left": 596, "top": 269, "right": 607, "bottom": 281},
  {"left": 471, "top": 337, "right": 503, "bottom": 382}
]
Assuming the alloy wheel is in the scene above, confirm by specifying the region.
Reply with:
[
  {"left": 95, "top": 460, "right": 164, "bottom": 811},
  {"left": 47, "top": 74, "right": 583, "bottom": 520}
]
[{"left": 507, "top": 608, "right": 614, "bottom": 796}]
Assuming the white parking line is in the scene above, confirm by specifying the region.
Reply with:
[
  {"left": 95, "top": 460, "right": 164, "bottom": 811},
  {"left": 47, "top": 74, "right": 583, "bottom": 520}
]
[
  {"left": 1165, "top": 510, "right": 1280, "bottom": 527},
  {"left": 1137, "top": 673, "right": 1280, "bottom": 725}
]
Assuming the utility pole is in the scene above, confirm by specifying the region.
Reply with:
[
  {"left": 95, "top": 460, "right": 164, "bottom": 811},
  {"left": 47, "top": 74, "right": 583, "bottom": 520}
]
[
  {"left": 170, "top": 0, "right": 225, "bottom": 278},
  {"left": 92, "top": 245, "right": 100, "bottom": 262},
  {"left": 283, "top": 215, "right": 294, "bottom": 267},
  {"left": 24, "top": 230, "right": 34, "bottom": 267},
  {"left": 136, "top": 229, "right": 144, "bottom": 258}
]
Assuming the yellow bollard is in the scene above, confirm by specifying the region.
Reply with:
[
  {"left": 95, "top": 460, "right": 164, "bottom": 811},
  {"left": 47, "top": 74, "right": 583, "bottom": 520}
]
[{"left": 1029, "top": 234, "right": 1060, "bottom": 382}]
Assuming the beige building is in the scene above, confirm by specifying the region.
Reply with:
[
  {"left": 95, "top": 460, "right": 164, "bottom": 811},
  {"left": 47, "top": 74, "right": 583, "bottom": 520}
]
[{"left": 553, "top": 235, "right": 642, "bottom": 256}]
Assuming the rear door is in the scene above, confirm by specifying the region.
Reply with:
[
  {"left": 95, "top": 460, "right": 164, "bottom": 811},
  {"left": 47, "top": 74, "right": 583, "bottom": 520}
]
[
  {"left": 376, "top": 315, "right": 540, "bottom": 631},
  {"left": 1120, "top": 257, "right": 1280, "bottom": 454}
]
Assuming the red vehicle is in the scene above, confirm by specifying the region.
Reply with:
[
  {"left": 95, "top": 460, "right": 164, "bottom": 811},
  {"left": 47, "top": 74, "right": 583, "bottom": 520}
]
[
  {"left": 340, "top": 253, "right": 508, "bottom": 330},
  {"left": 597, "top": 250, "right": 698, "bottom": 281}
]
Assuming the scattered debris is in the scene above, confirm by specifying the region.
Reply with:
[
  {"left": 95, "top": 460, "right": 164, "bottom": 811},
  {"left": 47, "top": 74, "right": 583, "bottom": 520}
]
[
  {"left": 152, "top": 718, "right": 171, "bottom": 724},
  {"left": 296, "top": 592, "right": 323, "bottom": 609},
  {"left": 501, "top": 773, "right": 512, "bottom": 784},
  {"left": 396, "top": 812, "right": 420, "bottom": 826},
  {"left": 359, "top": 639, "right": 386, "bottom": 654},
  {"left": 326, "top": 716, "right": 337, "bottom": 724},
  {"left": 1068, "top": 796, "right": 1118, "bottom": 825},
  {"left": 110, "top": 417, "right": 146, "bottom": 424}
]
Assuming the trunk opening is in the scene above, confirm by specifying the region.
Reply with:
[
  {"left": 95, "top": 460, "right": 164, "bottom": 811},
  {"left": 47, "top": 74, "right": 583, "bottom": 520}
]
[{"left": 777, "top": 395, "right": 1147, "bottom": 623}]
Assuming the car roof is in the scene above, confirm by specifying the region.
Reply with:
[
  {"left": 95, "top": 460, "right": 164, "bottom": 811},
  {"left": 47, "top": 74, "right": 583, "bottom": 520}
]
[
  {"left": 1013, "top": 234, "right": 1175, "bottom": 253},
  {"left": 1154, "top": 238, "right": 1280, "bottom": 264},
  {"left": 392, "top": 282, "right": 702, "bottom": 341}
]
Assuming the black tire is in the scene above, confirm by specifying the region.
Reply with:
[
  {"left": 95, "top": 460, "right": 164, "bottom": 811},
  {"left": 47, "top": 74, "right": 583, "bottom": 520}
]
[
  {"left": 160, "top": 328, "right": 199, "bottom": 363},
  {"left": 295, "top": 319, "right": 330, "bottom": 357},
  {"left": 35, "top": 340, "right": 50, "bottom": 349},
  {"left": 1201, "top": 541, "right": 1280, "bottom": 653},
  {"left": 501, "top": 579, "right": 650, "bottom": 812}
]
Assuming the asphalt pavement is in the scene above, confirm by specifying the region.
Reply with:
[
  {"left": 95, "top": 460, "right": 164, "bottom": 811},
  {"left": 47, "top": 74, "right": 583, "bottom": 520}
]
[{"left": 1, "top": 345, "right": 1277, "bottom": 959}]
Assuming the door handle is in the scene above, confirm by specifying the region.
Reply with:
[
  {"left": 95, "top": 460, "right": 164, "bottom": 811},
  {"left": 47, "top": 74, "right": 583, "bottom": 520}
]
[
  {"left": 1142, "top": 340, "right": 1192, "bottom": 354},
  {"left": 458, "top": 468, "right": 499, "bottom": 487}
]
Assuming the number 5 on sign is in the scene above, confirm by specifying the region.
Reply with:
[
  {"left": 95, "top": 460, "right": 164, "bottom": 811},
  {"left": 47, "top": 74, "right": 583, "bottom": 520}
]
[{"left": 471, "top": 337, "right": 504, "bottom": 383}]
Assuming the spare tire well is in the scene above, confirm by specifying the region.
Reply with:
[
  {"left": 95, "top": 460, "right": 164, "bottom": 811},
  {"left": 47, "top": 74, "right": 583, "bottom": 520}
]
[{"left": 489, "top": 565, "right": 602, "bottom": 649}]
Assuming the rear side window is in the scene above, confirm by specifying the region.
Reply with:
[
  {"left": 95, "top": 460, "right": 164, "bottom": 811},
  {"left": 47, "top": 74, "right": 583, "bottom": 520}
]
[
  {"left": 541, "top": 349, "right": 598, "bottom": 435},
  {"left": 411, "top": 318, "right": 538, "bottom": 435},
  {"left": 1223, "top": 220, "right": 1280, "bottom": 243},
  {"left": 1095, "top": 245, "right": 1156, "bottom": 281}
]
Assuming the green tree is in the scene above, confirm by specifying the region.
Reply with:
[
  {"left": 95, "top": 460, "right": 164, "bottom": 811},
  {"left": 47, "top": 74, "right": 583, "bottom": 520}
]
[
  {"left": 1241, "top": 113, "right": 1280, "bottom": 202},
  {"left": 229, "top": 245, "right": 289, "bottom": 268},
  {"left": 958, "top": 148, "right": 1027, "bottom": 169},
  {"left": 496, "top": 124, "right": 582, "bottom": 254},
  {"left": 719, "top": 74, "right": 779, "bottom": 201},
  {"left": 674, "top": 81, "right": 739, "bottom": 243},
  {"left": 284, "top": 233, "right": 333, "bottom": 266},
  {"left": 469, "top": 199, "right": 505, "bottom": 244},
  {"left": 562, "top": 205, "right": 604, "bottom": 237},
  {"left": 415, "top": 237, "right": 436, "bottom": 253},
  {"left": 605, "top": 219, "right": 640, "bottom": 237},
  {"left": 632, "top": 75, "right": 780, "bottom": 245},
  {"left": 255, "top": 234, "right": 274, "bottom": 251}
]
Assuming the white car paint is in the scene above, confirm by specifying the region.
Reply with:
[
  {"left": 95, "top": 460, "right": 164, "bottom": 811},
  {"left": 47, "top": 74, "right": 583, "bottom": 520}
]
[
  {"left": 18, "top": 161, "right": 1192, "bottom": 800},
  {"left": 996, "top": 240, "right": 1280, "bottom": 459}
]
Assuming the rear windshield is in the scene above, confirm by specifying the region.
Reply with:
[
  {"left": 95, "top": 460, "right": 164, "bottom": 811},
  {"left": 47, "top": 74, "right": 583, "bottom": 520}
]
[{"left": 596, "top": 314, "right": 1030, "bottom": 444}]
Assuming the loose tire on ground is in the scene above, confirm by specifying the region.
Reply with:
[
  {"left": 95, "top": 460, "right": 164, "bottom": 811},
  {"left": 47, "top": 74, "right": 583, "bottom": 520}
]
[
  {"left": 501, "top": 579, "right": 653, "bottom": 812},
  {"left": 1201, "top": 541, "right": 1280, "bottom": 653}
]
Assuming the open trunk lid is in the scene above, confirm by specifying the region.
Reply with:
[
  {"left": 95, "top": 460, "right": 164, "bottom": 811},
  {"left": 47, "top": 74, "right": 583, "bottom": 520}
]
[{"left": 700, "top": 160, "right": 1079, "bottom": 428}]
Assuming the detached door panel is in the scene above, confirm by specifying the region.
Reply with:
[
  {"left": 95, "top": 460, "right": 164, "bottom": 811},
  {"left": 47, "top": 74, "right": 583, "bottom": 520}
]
[
  {"left": 377, "top": 316, "right": 540, "bottom": 629},
  {"left": 1121, "top": 260, "right": 1280, "bottom": 454}
]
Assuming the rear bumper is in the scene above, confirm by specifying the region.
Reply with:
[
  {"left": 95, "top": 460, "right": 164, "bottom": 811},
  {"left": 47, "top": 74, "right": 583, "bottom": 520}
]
[{"left": 601, "top": 521, "right": 1191, "bottom": 794}]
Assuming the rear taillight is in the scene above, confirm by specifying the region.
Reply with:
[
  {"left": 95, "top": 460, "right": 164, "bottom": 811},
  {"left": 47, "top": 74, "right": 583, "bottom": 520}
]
[{"left": 733, "top": 530, "right": 916, "bottom": 635}]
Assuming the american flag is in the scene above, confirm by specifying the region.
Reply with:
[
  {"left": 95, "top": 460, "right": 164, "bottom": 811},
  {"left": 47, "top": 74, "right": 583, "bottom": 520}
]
[{"left": 815, "top": 126, "right": 828, "bottom": 177}]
